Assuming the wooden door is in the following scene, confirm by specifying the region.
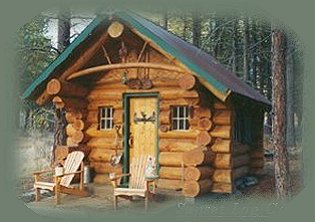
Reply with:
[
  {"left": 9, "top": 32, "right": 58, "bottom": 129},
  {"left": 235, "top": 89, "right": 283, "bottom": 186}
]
[{"left": 129, "top": 97, "right": 158, "bottom": 165}]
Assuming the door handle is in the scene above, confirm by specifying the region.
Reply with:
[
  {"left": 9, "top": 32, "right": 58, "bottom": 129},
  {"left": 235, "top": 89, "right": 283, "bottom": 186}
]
[{"left": 128, "top": 135, "right": 133, "bottom": 147}]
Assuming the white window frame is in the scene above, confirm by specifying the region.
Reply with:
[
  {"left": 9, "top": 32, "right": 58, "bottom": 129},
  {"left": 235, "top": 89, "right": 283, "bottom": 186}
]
[
  {"left": 171, "top": 106, "right": 190, "bottom": 131},
  {"left": 99, "top": 106, "right": 114, "bottom": 130}
]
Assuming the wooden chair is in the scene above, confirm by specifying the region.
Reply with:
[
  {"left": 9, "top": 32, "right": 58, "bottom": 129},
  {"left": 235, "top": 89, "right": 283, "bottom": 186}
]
[
  {"left": 33, "top": 151, "right": 89, "bottom": 205},
  {"left": 110, "top": 155, "right": 157, "bottom": 210}
]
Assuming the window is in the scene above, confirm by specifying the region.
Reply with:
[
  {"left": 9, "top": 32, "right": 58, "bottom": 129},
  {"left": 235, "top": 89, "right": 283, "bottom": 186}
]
[
  {"left": 171, "top": 106, "right": 190, "bottom": 131},
  {"left": 99, "top": 107, "right": 113, "bottom": 130}
]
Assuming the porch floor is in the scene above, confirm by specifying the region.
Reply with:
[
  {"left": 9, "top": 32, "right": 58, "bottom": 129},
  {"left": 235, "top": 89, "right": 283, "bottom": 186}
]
[{"left": 25, "top": 184, "right": 189, "bottom": 217}]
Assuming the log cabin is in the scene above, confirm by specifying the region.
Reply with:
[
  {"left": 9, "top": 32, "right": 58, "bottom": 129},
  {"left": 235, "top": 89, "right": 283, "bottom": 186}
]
[{"left": 22, "top": 11, "right": 271, "bottom": 197}]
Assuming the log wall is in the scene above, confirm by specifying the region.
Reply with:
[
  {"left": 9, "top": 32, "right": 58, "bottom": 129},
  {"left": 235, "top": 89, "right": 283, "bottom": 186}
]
[{"left": 47, "top": 40, "right": 265, "bottom": 192}]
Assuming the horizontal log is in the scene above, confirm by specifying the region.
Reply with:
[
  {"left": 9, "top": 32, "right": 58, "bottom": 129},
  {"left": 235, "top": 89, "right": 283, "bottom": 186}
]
[
  {"left": 197, "top": 117, "right": 213, "bottom": 131},
  {"left": 193, "top": 107, "right": 212, "bottom": 118},
  {"left": 159, "top": 167, "right": 184, "bottom": 180},
  {"left": 183, "top": 148, "right": 215, "bottom": 167},
  {"left": 160, "top": 98, "right": 200, "bottom": 108},
  {"left": 87, "top": 137, "right": 122, "bottom": 149},
  {"left": 88, "top": 148, "right": 118, "bottom": 162},
  {"left": 46, "top": 78, "right": 88, "bottom": 97},
  {"left": 233, "top": 166, "right": 249, "bottom": 180},
  {"left": 212, "top": 110, "right": 232, "bottom": 125},
  {"left": 213, "top": 153, "right": 232, "bottom": 169},
  {"left": 210, "top": 125, "right": 231, "bottom": 139},
  {"left": 212, "top": 169, "right": 232, "bottom": 183},
  {"left": 211, "top": 139, "right": 231, "bottom": 153},
  {"left": 250, "top": 149, "right": 264, "bottom": 159},
  {"left": 184, "top": 166, "right": 214, "bottom": 181},
  {"left": 213, "top": 101, "right": 228, "bottom": 110},
  {"left": 85, "top": 124, "right": 116, "bottom": 138},
  {"left": 87, "top": 99, "right": 122, "bottom": 110},
  {"left": 249, "top": 168, "right": 264, "bottom": 175},
  {"left": 211, "top": 182, "right": 233, "bottom": 193},
  {"left": 183, "top": 179, "right": 212, "bottom": 197},
  {"left": 87, "top": 87, "right": 199, "bottom": 101},
  {"left": 93, "top": 174, "right": 111, "bottom": 185},
  {"left": 52, "top": 96, "right": 87, "bottom": 111},
  {"left": 233, "top": 143, "right": 250, "bottom": 155},
  {"left": 159, "top": 152, "right": 184, "bottom": 167},
  {"left": 178, "top": 75, "right": 196, "bottom": 90},
  {"left": 250, "top": 159, "right": 264, "bottom": 168},
  {"left": 196, "top": 131, "right": 212, "bottom": 146},
  {"left": 66, "top": 62, "right": 187, "bottom": 80},
  {"left": 157, "top": 178, "right": 183, "bottom": 190},
  {"left": 94, "top": 78, "right": 180, "bottom": 89},
  {"left": 90, "top": 162, "right": 115, "bottom": 174},
  {"left": 159, "top": 139, "right": 197, "bottom": 152},
  {"left": 159, "top": 110, "right": 170, "bottom": 125},
  {"left": 159, "top": 130, "right": 199, "bottom": 140},
  {"left": 233, "top": 154, "right": 250, "bottom": 168}
]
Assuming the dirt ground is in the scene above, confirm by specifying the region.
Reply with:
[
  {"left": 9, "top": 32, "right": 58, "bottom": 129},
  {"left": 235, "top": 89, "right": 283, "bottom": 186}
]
[{"left": 15, "top": 134, "right": 304, "bottom": 217}]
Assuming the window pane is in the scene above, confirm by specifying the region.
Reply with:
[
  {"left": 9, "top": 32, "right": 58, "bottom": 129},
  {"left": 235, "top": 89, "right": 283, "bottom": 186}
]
[
  {"left": 100, "top": 108, "right": 103, "bottom": 118},
  {"left": 185, "top": 107, "right": 189, "bottom": 118},
  {"left": 107, "top": 108, "right": 112, "bottom": 118},
  {"left": 172, "top": 106, "right": 177, "bottom": 117},
  {"left": 172, "top": 120, "right": 178, "bottom": 130},
  {"left": 184, "top": 119, "right": 189, "bottom": 130},
  {"left": 179, "top": 106, "right": 184, "bottom": 117},
  {"left": 179, "top": 119, "right": 185, "bottom": 130},
  {"left": 100, "top": 119, "right": 106, "bottom": 129},
  {"left": 106, "top": 120, "right": 111, "bottom": 129}
]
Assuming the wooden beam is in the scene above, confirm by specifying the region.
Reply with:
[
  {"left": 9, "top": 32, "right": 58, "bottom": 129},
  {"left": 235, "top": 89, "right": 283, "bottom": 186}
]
[
  {"left": 137, "top": 41, "right": 149, "bottom": 62},
  {"left": 66, "top": 62, "right": 187, "bottom": 80},
  {"left": 101, "top": 45, "right": 112, "bottom": 64}
]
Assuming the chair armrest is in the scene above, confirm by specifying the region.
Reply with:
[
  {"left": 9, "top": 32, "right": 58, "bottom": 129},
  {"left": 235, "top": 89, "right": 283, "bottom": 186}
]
[
  {"left": 110, "top": 173, "right": 131, "bottom": 181},
  {"left": 33, "top": 169, "right": 53, "bottom": 175},
  {"left": 55, "top": 170, "right": 83, "bottom": 177}
]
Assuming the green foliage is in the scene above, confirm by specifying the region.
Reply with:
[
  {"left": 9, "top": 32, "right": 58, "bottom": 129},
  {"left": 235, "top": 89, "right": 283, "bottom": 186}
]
[{"left": 16, "top": 14, "right": 57, "bottom": 131}]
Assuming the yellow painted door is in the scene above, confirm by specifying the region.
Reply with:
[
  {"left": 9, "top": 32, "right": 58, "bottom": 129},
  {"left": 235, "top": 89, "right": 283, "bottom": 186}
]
[{"left": 129, "top": 97, "right": 157, "bottom": 164}]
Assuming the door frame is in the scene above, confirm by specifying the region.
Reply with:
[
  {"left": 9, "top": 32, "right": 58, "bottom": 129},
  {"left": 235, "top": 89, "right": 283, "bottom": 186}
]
[{"left": 122, "top": 92, "right": 160, "bottom": 184}]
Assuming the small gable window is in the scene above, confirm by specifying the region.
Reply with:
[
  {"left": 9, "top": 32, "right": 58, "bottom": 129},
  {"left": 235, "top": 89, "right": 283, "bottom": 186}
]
[
  {"left": 171, "top": 106, "right": 190, "bottom": 131},
  {"left": 99, "top": 107, "right": 114, "bottom": 130}
]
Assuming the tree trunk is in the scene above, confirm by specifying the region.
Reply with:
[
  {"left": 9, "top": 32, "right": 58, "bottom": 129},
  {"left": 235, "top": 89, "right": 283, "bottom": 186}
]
[
  {"left": 243, "top": 16, "right": 249, "bottom": 82},
  {"left": 163, "top": 10, "right": 168, "bottom": 30},
  {"left": 286, "top": 39, "right": 295, "bottom": 147},
  {"left": 52, "top": 108, "right": 67, "bottom": 163},
  {"left": 57, "top": 9, "right": 71, "bottom": 52},
  {"left": 271, "top": 27, "right": 292, "bottom": 199},
  {"left": 192, "top": 12, "right": 201, "bottom": 48}
]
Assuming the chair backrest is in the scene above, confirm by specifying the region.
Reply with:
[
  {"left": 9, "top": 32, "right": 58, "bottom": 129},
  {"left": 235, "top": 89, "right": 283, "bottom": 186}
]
[
  {"left": 129, "top": 155, "right": 148, "bottom": 189},
  {"left": 60, "top": 151, "right": 84, "bottom": 187}
]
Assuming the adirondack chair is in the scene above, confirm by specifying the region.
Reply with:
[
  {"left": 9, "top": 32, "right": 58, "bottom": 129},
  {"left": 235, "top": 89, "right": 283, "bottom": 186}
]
[
  {"left": 33, "top": 151, "right": 89, "bottom": 204},
  {"left": 110, "top": 155, "right": 158, "bottom": 210}
]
